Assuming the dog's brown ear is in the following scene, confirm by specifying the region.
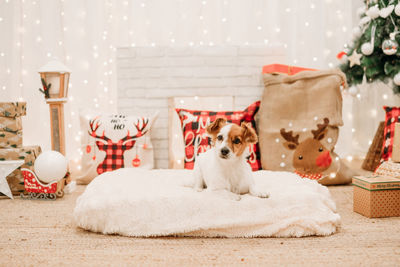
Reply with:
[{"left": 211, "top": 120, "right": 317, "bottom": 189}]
[
  {"left": 207, "top": 118, "right": 227, "bottom": 136},
  {"left": 241, "top": 122, "right": 258, "bottom": 144}
]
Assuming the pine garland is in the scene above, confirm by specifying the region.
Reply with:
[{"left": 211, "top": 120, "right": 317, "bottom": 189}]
[
  {"left": 339, "top": 0, "right": 400, "bottom": 93},
  {"left": 38, "top": 78, "right": 51, "bottom": 98}
]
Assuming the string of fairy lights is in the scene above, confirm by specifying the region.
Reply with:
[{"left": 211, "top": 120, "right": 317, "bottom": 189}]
[{"left": 0, "top": 0, "right": 367, "bottom": 170}]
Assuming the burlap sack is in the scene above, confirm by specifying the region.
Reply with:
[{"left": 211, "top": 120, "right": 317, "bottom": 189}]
[{"left": 258, "top": 69, "right": 354, "bottom": 185}]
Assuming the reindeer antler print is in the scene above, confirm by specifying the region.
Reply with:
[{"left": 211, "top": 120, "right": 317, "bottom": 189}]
[
  {"left": 280, "top": 129, "right": 300, "bottom": 145},
  {"left": 90, "top": 117, "right": 151, "bottom": 175},
  {"left": 311, "top": 118, "right": 329, "bottom": 141},
  {"left": 88, "top": 117, "right": 111, "bottom": 142},
  {"left": 121, "top": 118, "right": 149, "bottom": 143}
]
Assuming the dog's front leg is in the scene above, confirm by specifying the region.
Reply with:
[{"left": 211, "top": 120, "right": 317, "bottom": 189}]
[{"left": 193, "top": 164, "right": 205, "bottom": 192}]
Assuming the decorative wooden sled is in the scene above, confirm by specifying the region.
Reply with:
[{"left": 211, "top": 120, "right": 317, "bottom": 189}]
[{"left": 20, "top": 168, "right": 65, "bottom": 201}]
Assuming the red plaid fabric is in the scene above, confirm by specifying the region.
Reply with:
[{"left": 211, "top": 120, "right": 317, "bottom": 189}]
[
  {"left": 381, "top": 106, "right": 400, "bottom": 162},
  {"left": 88, "top": 118, "right": 149, "bottom": 175},
  {"left": 294, "top": 170, "right": 323, "bottom": 180},
  {"left": 95, "top": 140, "right": 136, "bottom": 174},
  {"left": 176, "top": 101, "right": 261, "bottom": 171}
]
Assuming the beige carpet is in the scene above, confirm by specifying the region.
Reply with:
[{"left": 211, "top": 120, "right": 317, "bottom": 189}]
[{"left": 1, "top": 182, "right": 399, "bottom": 266}]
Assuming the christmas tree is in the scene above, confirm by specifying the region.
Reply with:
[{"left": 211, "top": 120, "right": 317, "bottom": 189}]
[{"left": 339, "top": 0, "right": 400, "bottom": 93}]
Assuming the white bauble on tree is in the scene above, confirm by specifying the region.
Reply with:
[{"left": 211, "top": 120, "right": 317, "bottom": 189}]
[
  {"left": 382, "top": 38, "right": 398, "bottom": 55},
  {"left": 394, "top": 73, "right": 400, "bottom": 86},
  {"left": 395, "top": 4, "right": 400, "bottom": 16},
  {"left": 361, "top": 42, "right": 374, "bottom": 55},
  {"left": 366, "top": 5, "right": 380, "bottom": 19},
  {"left": 348, "top": 86, "right": 359, "bottom": 96},
  {"left": 379, "top": 5, "right": 394, "bottom": 18},
  {"left": 34, "top": 150, "right": 68, "bottom": 183}
]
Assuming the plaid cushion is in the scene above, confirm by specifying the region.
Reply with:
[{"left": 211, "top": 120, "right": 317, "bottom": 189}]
[
  {"left": 84, "top": 114, "right": 154, "bottom": 175},
  {"left": 381, "top": 106, "right": 400, "bottom": 161},
  {"left": 176, "top": 101, "right": 261, "bottom": 171}
]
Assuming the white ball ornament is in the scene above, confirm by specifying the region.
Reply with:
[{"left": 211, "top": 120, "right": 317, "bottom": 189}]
[
  {"left": 361, "top": 42, "right": 374, "bottom": 55},
  {"left": 395, "top": 4, "right": 400, "bottom": 16},
  {"left": 366, "top": 5, "right": 380, "bottom": 19},
  {"left": 34, "top": 150, "right": 68, "bottom": 183},
  {"left": 382, "top": 39, "right": 398, "bottom": 55},
  {"left": 394, "top": 73, "right": 400, "bottom": 86},
  {"left": 348, "top": 86, "right": 359, "bottom": 96}
]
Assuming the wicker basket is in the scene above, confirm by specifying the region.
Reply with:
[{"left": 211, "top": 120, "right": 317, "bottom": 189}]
[{"left": 362, "top": 121, "right": 385, "bottom": 172}]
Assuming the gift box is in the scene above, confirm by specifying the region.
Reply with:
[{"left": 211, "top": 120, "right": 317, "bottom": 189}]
[
  {"left": 0, "top": 102, "right": 27, "bottom": 118},
  {"left": 0, "top": 146, "right": 42, "bottom": 195},
  {"left": 0, "top": 117, "right": 22, "bottom": 133},
  {"left": 353, "top": 174, "right": 400, "bottom": 218},
  {"left": 0, "top": 130, "right": 23, "bottom": 148},
  {"left": 392, "top": 123, "right": 400, "bottom": 162},
  {"left": 262, "top": 64, "right": 316, "bottom": 75}
]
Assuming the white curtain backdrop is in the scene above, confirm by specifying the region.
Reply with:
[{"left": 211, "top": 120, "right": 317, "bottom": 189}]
[{"left": 0, "top": 0, "right": 362, "bottom": 169}]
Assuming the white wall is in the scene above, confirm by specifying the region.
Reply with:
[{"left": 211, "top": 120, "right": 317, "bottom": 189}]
[
  {"left": 117, "top": 45, "right": 286, "bottom": 168},
  {"left": 0, "top": 0, "right": 360, "bottom": 170}
]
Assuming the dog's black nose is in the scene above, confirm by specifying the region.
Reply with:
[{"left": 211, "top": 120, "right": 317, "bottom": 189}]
[{"left": 221, "top": 148, "right": 229, "bottom": 156}]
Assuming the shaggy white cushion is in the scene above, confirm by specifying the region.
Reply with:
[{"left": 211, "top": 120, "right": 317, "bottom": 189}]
[{"left": 74, "top": 168, "right": 340, "bottom": 238}]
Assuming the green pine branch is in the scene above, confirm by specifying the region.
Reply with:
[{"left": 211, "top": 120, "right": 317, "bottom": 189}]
[{"left": 38, "top": 78, "right": 51, "bottom": 98}]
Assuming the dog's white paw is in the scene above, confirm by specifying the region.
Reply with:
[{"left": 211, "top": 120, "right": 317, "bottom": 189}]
[
  {"left": 231, "top": 194, "right": 241, "bottom": 201},
  {"left": 195, "top": 187, "right": 203, "bottom": 192},
  {"left": 252, "top": 190, "right": 270, "bottom": 198}
]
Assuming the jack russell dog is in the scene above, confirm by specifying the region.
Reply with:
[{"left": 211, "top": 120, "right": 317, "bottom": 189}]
[{"left": 193, "top": 118, "right": 269, "bottom": 201}]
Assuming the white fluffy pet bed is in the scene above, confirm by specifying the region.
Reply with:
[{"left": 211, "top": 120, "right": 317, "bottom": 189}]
[{"left": 74, "top": 168, "right": 340, "bottom": 238}]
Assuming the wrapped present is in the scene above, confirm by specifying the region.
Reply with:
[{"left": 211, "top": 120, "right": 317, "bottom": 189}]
[
  {"left": 0, "top": 146, "right": 41, "bottom": 195},
  {"left": 353, "top": 174, "right": 400, "bottom": 218},
  {"left": 0, "top": 117, "right": 22, "bottom": 133},
  {"left": 262, "top": 64, "right": 316, "bottom": 75},
  {"left": 392, "top": 123, "right": 400, "bottom": 162},
  {"left": 0, "top": 102, "right": 26, "bottom": 118},
  {"left": 0, "top": 130, "right": 23, "bottom": 148},
  {"left": 375, "top": 160, "right": 400, "bottom": 177}
]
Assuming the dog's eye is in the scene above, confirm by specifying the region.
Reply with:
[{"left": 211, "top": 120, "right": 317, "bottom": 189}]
[
  {"left": 233, "top": 138, "right": 241, "bottom": 144},
  {"left": 298, "top": 155, "right": 303, "bottom": 160},
  {"left": 217, "top": 135, "right": 223, "bottom": 141},
  {"left": 318, "top": 147, "right": 323, "bottom": 152}
]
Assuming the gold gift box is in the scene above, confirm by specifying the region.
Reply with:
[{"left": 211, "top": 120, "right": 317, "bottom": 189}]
[
  {"left": 0, "top": 117, "right": 22, "bottom": 133},
  {"left": 0, "top": 130, "right": 23, "bottom": 148},
  {"left": 0, "top": 102, "right": 26, "bottom": 118},
  {"left": 0, "top": 146, "right": 41, "bottom": 195}
]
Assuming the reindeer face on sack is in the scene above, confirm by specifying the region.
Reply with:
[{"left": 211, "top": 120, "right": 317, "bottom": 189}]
[{"left": 280, "top": 118, "right": 332, "bottom": 174}]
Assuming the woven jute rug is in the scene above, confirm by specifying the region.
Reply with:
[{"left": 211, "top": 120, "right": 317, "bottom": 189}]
[{"left": 0, "top": 180, "right": 399, "bottom": 266}]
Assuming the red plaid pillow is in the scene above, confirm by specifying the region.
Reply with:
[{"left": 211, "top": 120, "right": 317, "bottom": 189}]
[
  {"left": 176, "top": 101, "right": 261, "bottom": 171},
  {"left": 381, "top": 106, "right": 400, "bottom": 161}
]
